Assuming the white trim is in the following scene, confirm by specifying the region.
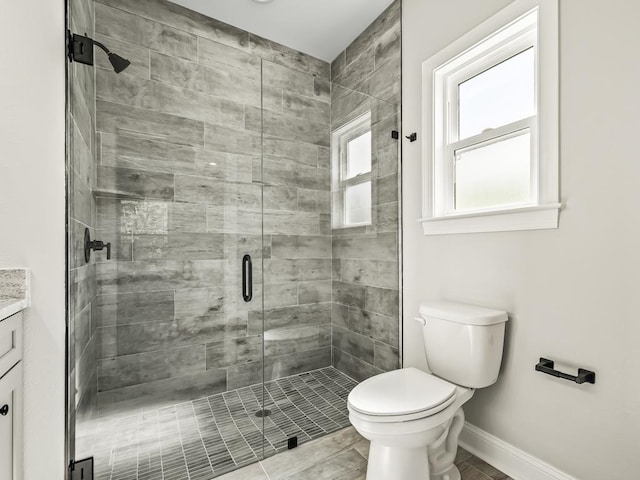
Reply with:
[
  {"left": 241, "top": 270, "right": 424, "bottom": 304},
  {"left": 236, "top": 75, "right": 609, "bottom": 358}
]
[
  {"left": 421, "top": 0, "right": 559, "bottom": 235},
  {"left": 459, "top": 422, "right": 579, "bottom": 480},
  {"left": 420, "top": 203, "right": 561, "bottom": 235}
]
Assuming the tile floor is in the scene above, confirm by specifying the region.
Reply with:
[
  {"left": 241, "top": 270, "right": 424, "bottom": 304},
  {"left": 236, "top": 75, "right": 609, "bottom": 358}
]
[
  {"left": 83, "top": 367, "right": 358, "bottom": 480},
  {"left": 219, "top": 426, "right": 513, "bottom": 480}
]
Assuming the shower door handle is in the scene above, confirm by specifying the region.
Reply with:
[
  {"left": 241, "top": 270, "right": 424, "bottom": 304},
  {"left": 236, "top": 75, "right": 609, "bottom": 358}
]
[{"left": 242, "top": 254, "right": 252, "bottom": 302}]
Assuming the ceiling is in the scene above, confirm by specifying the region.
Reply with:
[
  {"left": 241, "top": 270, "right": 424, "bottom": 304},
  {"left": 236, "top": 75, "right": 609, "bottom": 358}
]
[{"left": 168, "top": 0, "right": 396, "bottom": 62}]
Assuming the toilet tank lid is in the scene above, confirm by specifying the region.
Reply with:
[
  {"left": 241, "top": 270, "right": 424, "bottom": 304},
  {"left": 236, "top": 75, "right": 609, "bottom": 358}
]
[{"left": 419, "top": 301, "right": 508, "bottom": 326}]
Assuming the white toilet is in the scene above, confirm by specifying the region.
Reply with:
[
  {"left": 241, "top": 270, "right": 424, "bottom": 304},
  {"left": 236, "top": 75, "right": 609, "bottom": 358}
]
[{"left": 348, "top": 301, "right": 508, "bottom": 480}]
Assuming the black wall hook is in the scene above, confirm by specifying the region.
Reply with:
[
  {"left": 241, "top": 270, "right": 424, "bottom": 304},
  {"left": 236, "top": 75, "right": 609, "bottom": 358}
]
[{"left": 406, "top": 132, "right": 417, "bottom": 142}]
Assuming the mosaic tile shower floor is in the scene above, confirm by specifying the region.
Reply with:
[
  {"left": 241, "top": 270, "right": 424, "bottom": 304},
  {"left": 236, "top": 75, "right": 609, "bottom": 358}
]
[{"left": 84, "top": 367, "right": 358, "bottom": 480}]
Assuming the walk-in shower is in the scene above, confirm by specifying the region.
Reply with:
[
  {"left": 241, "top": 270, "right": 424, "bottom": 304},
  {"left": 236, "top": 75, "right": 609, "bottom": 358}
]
[{"left": 66, "top": 0, "right": 401, "bottom": 478}]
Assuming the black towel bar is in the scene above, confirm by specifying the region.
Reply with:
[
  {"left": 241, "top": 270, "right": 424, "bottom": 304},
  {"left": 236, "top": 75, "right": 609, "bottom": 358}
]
[{"left": 535, "top": 358, "right": 596, "bottom": 384}]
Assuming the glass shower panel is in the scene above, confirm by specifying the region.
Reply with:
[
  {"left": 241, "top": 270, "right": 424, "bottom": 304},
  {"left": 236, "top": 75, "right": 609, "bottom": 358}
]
[{"left": 68, "top": 0, "right": 267, "bottom": 477}]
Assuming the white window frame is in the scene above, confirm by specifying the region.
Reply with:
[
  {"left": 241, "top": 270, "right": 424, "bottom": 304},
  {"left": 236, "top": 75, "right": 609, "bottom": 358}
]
[
  {"left": 331, "top": 112, "right": 373, "bottom": 229},
  {"left": 420, "top": 0, "right": 560, "bottom": 235}
]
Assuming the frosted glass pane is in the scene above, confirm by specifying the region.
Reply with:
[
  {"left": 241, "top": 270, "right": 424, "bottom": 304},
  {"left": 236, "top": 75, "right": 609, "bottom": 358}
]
[
  {"left": 347, "top": 131, "right": 372, "bottom": 178},
  {"left": 345, "top": 182, "right": 371, "bottom": 225},
  {"left": 455, "top": 131, "right": 531, "bottom": 211},
  {"left": 459, "top": 48, "right": 535, "bottom": 140}
]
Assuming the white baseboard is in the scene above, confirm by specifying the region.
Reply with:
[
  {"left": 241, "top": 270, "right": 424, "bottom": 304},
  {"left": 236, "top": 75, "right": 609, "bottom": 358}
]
[{"left": 458, "top": 422, "right": 579, "bottom": 480}]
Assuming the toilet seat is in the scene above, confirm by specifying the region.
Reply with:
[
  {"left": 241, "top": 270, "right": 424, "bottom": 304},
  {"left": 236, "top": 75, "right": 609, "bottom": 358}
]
[{"left": 348, "top": 367, "right": 457, "bottom": 422}]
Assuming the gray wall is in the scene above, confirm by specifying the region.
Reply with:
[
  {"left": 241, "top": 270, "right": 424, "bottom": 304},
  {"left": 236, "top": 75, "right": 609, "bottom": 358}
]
[
  {"left": 68, "top": 0, "right": 99, "bottom": 454},
  {"left": 403, "top": 0, "right": 640, "bottom": 479},
  {"left": 330, "top": 1, "right": 401, "bottom": 381},
  {"left": 93, "top": 0, "right": 333, "bottom": 413}
]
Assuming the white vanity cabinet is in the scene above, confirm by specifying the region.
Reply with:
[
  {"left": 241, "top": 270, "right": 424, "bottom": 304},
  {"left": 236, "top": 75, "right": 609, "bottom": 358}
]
[{"left": 0, "top": 312, "right": 23, "bottom": 480}]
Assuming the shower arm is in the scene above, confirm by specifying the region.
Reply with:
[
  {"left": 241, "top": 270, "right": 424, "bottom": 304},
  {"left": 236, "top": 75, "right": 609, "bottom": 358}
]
[{"left": 91, "top": 39, "right": 112, "bottom": 56}]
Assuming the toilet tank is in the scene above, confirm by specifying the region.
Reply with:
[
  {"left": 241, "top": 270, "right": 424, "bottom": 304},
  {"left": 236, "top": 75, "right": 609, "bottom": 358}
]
[{"left": 419, "top": 301, "right": 508, "bottom": 388}]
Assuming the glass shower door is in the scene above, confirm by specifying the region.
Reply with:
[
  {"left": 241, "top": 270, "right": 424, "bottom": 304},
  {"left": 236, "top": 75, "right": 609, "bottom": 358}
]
[{"left": 66, "top": 0, "right": 268, "bottom": 476}]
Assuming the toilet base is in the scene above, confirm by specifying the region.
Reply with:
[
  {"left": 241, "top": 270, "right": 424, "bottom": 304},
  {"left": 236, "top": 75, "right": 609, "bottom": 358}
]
[
  {"left": 365, "top": 444, "right": 430, "bottom": 480},
  {"left": 430, "top": 464, "right": 461, "bottom": 480}
]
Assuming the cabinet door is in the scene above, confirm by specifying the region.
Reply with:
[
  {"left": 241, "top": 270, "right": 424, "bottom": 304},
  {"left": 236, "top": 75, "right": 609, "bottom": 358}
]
[{"left": 0, "top": 363, "right": 22, "bottom": 480}]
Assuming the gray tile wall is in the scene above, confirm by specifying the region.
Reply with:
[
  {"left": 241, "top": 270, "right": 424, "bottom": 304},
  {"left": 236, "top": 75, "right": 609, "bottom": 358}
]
[
  {"left": 93, "top": 0, "right": 333, "bottom": 412},
  {"left": 68, "top": 0, "right": 99, "bottom": 457},
  {"left": 331, "top": 1, "right": 401, "bottom": 381}
]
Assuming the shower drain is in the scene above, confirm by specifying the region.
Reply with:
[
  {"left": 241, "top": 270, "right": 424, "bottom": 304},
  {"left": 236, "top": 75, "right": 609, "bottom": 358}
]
[{"left": 255, "top": 409, "right": 272, "bottom": 418}]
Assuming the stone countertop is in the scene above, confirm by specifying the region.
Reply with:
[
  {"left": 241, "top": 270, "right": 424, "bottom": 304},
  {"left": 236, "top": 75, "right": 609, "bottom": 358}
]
[{"left": 0, "top": 268, "right": 30, "bottom": 321}]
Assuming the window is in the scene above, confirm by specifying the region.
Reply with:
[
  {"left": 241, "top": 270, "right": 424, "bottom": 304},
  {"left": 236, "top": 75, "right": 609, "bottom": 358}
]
[
  {"left": 421, "top": 0, "right": 560, "bottom": 235},
  {"left": 332, "top": 113, "right": 372, "bottom": 228}
]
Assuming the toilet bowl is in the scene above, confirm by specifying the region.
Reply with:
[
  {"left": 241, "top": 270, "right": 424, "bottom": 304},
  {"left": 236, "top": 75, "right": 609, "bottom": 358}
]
[
  {"left": 348, "top": 301, "right": 508, "bottom": 480},
  {"left": 348, "top": 367, "right": 473, "bottom": 480}
]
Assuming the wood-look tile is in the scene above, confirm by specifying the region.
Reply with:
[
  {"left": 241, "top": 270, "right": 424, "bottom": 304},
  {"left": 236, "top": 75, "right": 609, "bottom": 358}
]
[
  {"left": 458, "top": 462, "right": 495, "bottom": 480},
  {"left": 245, "top": 106, "right": 330, "bottom": 148},
  {"left": 333, "top": 281, "right": 366, "bottom": 309},
  {"left": 204, "top": 123, "right": 261, "bottom": 156},
  {"left": 263, "top": 325, "right": 331, "bottom": 358},
  {"left": 260, "top": 426, "right": 364, "bottom": 478},
  {"left": 364, "top": 286, "right": 399, "bottom": 317},
  {"left": 333, "top": 348, "right": 383, "bottom": 382},
  {"left": 263, "top": 259, "right": 332, "bottom": 284},
  {"left": 345, "top": 0, "right": 400, "bottom": 65},
  {"left": 98, "top": 0, "right": 250, "bottom": 51},
  {"left": 197, "top": 36, "right": 259, "bottom": 71},
  {"left": 249, "top": 35, "right": 329, "bottom": 80},
  {"left": 262, "top": 60, "right": 316, "bottom": 97},
  {"left": 264, "top": 347, "right": 331, "bottom": 381},
  {"left": 97, "top": 70, "right": 245, "bottom": 127},
  {"left": 279, "top": 449, "right": 367, "bottom": 480},
  {"left": 97, "top": 165, "right": 174, "bottom": 200},
  {"left": 168, "top": 202, "right": 207, "bottom": 233},
  {"left": 95, "top": 3, "right": 197, "bottom": 61},
  {"left": 345, "top": 306, "right": 399, "bottom": 347},
  {"left": 263, "top": 185, "right": 298, "bottom": 211},
  {"left": 205, "top": 335, "right": 263, "bottom": 369},
  {"left": 96, "top": 368, "right": 227, "bottom": 415},
  {"left": 298, "top": 280, "right": 332, "bottom": 305},
  {"left": 97, "top": 260, "right": 225, "bottom": 295},
  {"left": 271, "top": 235, "right": 331, "bottom": 259},
  {"left": 94, "top": 34, "right": 150, "bottom": 79},
  {"left": 369, "top": 55, "right": 401, "bottom": 104},
  {"left": 283, "top": 91, "right": 331, "bottom": 125},
  {"left": 373, "top": 341, "right": 399, "bottom": 371},
  {"left": 133, "top": 233, "right": 225, "bottom": 261},
  {"left": 254, "top": 303, "right": 331, "bottom": 333},
  {"left": 216, "top": 462, "right": 267, "bottom": 480},
  {"left": 333, "top": 326, "right": 375, "bottom": 364},
  {"left": 98, "top": 344, "right": 205, "bottom": 391},
  {"left": 150, "top": 51, "right": 260, "bottom": 106},
  {"left": 467, "top": 455, "right": 511, "bottom": 480},
  {"left": 331, "top": 85, "right": 371, "bottom": 129},
  {"left": 332, "top": 232, "right": 398, "bottom": 261},
  {"left": 297, "top": 188, "right": 330, "bottom": 213},
  {"left": 262, "top": 157, "right": 330, "bottom": 190},
  {"left": 96, "top": 290, "right": 174, "bottom": 327},
  {"left": 97, "top": 100, "right": 204, "bottom": 147},
  {"left": 263, "top": 137, "right": 319, "bottom": 167},
  {"left": 263, "top": 211, "right": 323, "bottom": 236},
  {"left": 70, "top": 0, "right": 94, "bottom": 33}
]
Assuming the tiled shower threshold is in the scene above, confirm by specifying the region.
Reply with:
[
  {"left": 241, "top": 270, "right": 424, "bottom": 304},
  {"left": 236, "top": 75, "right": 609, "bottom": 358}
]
[{"left": 83, "top": 366, "right": 358, "bottom": 480}]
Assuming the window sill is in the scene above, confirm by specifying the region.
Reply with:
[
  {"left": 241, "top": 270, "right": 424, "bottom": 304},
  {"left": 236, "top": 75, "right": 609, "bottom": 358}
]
[{"left": 419, "top": 203, "right": 562, "bottom": 235}]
